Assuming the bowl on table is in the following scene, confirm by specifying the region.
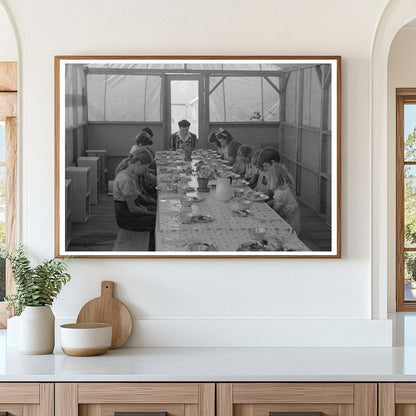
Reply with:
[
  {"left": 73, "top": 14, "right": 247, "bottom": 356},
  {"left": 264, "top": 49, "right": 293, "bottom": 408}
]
[
  {"left": 189, "top": 242, "right": 216, "bottom": 251},
  {"left": 60, "top": 323, "right": 112, "bottom": 357}
]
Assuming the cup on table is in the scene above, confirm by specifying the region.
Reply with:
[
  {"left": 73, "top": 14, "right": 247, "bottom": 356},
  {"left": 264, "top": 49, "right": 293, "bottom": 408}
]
[
  {"left": 249, "top": 227, "right": 266, "bottom": 241},
  {"left": 180, "top": 210, "right": 193, "bottom": 224},
  {"left": 234, "top": 188, "right": 244, "bottom": 198},
  {"left": 181, "top": 196, "right": 194, "bottom": 208},
  {"left": 178, "top": 184, "right": 188, "bottom": 194},
  {"left": 238, "top": 198, "right": 252, "bottom": 211}
]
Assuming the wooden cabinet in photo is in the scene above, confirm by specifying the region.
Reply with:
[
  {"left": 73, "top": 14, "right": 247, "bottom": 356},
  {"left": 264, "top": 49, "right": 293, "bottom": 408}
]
[
  {"left": 217, "top": 383, "right": 377, "bottom": 416},
  {"left": 55, "top": 382, "right": 215, "bottom": 416},
  {"left": 77, "top": 156, "right": 99, "bottom": 204},
  {"left": 0, "top": 383, "right": 53, "bottom": 415},
  {"left": 65, "top": 166, "right": 91, "bottom": 223},
  {"left": 85, "top": 149, "right": 108, "bottom": 191},
  {"left": 65, "top": 179, "right": 72, "bottom": 249}
]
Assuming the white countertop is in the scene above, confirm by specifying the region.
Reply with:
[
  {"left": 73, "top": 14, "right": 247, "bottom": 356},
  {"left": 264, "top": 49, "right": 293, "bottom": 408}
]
[
  {"left": 3, "top": 313, "right": 416, "bottom": 382},
  {"left": 2, "top": 345, "right": 416, "bottom": 382}
]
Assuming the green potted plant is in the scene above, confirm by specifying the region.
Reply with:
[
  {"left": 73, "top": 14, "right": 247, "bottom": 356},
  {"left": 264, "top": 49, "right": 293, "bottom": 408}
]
[{"left": 4, "top": 245, "right": 71, "bottom": 354}]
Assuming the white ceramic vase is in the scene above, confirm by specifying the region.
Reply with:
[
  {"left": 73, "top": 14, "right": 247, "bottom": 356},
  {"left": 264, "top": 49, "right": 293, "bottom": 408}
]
[{"left": 19, "top": 306, "right": 55, "bottom": 354}]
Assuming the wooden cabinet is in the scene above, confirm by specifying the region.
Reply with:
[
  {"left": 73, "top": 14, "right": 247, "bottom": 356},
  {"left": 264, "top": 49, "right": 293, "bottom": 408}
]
[
  {"left": 55, "top": 383, "right": 215, "bottom": 416},
  {"left": 0, "top": 383, "right": 53, "bottom": 415},
  {"left": 217, "top": 383, "right": 377, "bottom": 416},
  {"left": 0, "top": 380, "right": 411, "bottom": 416},
  {"left": 379, "top": 383, "right": 416, "bottom": 416}
]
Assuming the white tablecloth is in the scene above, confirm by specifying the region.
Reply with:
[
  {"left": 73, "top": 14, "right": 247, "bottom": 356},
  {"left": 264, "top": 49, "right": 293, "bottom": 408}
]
[{"left": 155, "top": 152, "right": 309, "bottom": 253}]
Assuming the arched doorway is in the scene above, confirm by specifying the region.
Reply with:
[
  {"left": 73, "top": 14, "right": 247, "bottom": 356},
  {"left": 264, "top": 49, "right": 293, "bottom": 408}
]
[{"left": 371, "top": 0, "right": 416, "bottom": 318}]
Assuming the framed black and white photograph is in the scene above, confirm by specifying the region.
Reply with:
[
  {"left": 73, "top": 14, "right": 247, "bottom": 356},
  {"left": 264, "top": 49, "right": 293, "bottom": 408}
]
[{"left": 55, "top": 56, "right": 341, "bottom": 258}]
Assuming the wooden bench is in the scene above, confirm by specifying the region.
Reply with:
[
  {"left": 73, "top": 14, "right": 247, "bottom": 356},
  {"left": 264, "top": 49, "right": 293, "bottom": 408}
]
[{"left": 113, "top": 228, "right": 150, "bottom": 251}]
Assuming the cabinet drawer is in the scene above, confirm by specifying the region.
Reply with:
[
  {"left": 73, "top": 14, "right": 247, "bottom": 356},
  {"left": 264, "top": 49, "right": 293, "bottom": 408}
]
[
  {"left": 218, "top": 383, "right": 376, "bottom": 416},
  {"left": 56, "top": 383, "right": 215, "bottom": 416},
  {"left": 78, "top": 383, "right": 200, "bottom": 404},
  {"left": 0, "top": 383, "right": 53, "bottom": 415}
]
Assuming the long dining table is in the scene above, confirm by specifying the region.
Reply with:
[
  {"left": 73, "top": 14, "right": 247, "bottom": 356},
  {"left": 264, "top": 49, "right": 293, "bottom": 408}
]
[{"left": 154, "top": 150, "right": 310, "bottom": 253}]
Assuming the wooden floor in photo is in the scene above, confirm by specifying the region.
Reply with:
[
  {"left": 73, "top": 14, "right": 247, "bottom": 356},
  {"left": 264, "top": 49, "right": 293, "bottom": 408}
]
[
  {"left": 298, "top": 201, "right": 332, "bottom": 252},
  {"left": 68, "top": 193, "right": 331, "bottom": 252},
  {"left": 69, "top": 193, "right": 119, "bottom": 252}
]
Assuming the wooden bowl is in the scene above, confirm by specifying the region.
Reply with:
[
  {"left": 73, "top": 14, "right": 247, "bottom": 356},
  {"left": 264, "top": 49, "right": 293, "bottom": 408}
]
[{"left": 60, "top": 323, "right": 112, "bottom": 356}]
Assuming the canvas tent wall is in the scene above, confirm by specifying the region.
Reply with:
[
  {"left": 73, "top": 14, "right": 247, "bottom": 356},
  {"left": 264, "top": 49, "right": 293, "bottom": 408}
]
[{"left": 64, "top": 62, "right": 332, "bottom": 223}]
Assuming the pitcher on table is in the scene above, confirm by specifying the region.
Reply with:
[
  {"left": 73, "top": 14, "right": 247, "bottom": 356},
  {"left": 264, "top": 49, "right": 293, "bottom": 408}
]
[{"left": 215, "top": 176, "right": 233, "bottom": 202}]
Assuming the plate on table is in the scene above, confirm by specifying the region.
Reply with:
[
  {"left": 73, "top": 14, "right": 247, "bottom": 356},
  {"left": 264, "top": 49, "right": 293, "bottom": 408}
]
[
  {"left": 231, "top": 209, "right": 252, "bottom": 217},
  {"left": 192, "top": 215, "right": 214, "bottom": 223},
  {"left": 252, "top": 193, "right": 269, "bottom": 202},
  {"left": 232, "top": 179, "right": 248, "bottom": 187},
  {"left": 237, "top": 239, "right": 283, "bottom": 251},
  {"left": 188, "top": 242, "right": 217, "bottom": 251},
  {"left": 237, "top": 241, "right": 270, "bottom": 251},
  {"left": 189, "top": 196, "right": 203, "bottom": 203}
]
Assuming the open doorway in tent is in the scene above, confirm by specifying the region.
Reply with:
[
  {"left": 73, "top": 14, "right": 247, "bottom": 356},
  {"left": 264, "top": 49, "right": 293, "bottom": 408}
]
[{"left": 167, "top": 77, "right": 202, "bottom": 146}]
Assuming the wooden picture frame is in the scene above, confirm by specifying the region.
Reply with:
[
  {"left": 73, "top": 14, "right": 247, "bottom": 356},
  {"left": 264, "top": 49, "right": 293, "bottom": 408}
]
[{"left": 55, "top": 56, "right": 341, "bottom": 258}]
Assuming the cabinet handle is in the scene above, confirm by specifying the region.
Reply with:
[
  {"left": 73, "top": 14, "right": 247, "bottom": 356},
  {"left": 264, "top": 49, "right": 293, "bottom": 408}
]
[
  {"left": 270, "top": 413, "right": 323, "bottom": 416},
  {"left": 115, "top": 412, "right": 167, "bottom": 416}
]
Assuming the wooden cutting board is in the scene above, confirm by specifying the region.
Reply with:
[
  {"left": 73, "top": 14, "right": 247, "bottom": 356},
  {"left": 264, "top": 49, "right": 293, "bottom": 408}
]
[{"left": 76, "top": 281, "right": 133, "bottom": 349}]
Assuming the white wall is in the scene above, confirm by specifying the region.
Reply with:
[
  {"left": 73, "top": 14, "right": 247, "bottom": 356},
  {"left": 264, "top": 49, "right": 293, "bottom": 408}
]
[
  {"left": 0, "top": 0, "right": 394, "bottom": 347},
  {"left": 387, "top": 26, "right": 416, "bottom": 312},
  {"left": 0, "top": 3, "right": 16, "bottom": 61}
]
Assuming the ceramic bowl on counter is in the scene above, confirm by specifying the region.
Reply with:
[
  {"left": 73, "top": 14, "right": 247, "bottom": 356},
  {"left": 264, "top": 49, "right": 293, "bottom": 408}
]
[{"left": 60, "top": 323, "right": 112, "bottom": 357}]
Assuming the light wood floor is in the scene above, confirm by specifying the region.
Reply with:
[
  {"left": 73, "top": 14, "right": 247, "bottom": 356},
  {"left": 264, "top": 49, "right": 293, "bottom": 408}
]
[{"left": 68, "top": 193, "right": 331, "bottom": 252}]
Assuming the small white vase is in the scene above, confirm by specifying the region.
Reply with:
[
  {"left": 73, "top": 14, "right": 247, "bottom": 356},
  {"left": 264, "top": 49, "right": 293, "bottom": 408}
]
[{"left": 19, "top": 306, "right": 55, "bottom": 354}]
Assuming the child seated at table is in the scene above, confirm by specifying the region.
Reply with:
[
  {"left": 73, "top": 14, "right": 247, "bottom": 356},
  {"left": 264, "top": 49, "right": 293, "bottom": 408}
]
[
  {"left": 233, "top": 145, "right": 253, "bottom": 177},
  {"left": 113, "top": 149, "right": 157, "bottom": 249},
  {"left": 114, "top": 149, "right": 157, "bottom": 212},
  {"left": 255, "top": 147, "right": 296, "bottom": 197},
  {"left": 245, "top": 148, "right": 261, "bottom": 189},
  {"left": 267, "top": 163, "right": 301, "bottom": 235}
]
